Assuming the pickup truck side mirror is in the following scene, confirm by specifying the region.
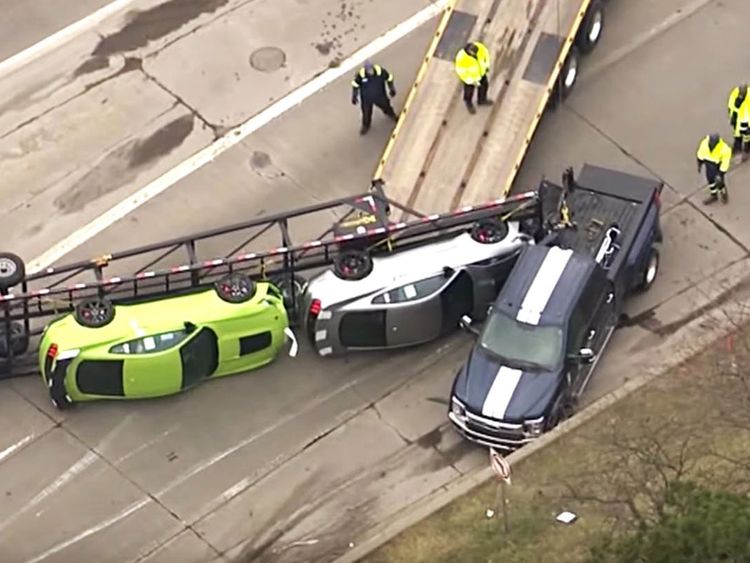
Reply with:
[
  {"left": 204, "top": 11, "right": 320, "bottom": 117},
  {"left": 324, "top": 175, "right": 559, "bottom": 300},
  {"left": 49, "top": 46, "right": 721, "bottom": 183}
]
[{"left": 459, "top": 315, "right": 480, "bottom": 336}]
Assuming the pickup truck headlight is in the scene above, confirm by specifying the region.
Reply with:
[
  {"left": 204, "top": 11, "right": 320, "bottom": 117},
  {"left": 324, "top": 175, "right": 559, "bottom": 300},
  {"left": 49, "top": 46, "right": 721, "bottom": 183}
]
[
  {"left": 523, "top": 417, "right": 545, "bottom": 437},
  {"left": 450, "top": 397, "right": 468, "bottom": 422}
]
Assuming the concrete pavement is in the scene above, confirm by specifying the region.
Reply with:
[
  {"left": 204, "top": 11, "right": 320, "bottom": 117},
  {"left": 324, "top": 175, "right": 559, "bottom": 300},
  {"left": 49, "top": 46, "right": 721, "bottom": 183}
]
[
  {"left": 2, "top": 0, "right": 750, "bottom": 562},
  {"left": 1, "top": 0, "right": 119, "bottom": 61}
]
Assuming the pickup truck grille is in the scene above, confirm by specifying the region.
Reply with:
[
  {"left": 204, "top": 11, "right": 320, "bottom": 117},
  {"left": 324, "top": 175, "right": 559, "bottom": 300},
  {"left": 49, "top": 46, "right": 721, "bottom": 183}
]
[{"left": 449, "top": 410, "right": 533, "bottom": 451}]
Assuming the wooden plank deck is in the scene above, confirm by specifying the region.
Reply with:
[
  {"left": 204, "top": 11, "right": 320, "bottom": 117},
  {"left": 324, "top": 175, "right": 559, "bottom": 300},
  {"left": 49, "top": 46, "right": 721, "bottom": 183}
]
[{"left": 377, "top": 0, "right": 593, "bottom": 215}]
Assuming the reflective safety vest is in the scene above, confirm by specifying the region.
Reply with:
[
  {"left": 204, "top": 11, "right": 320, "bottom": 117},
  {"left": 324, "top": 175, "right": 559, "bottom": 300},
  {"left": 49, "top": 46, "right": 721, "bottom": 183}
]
[
  {"left": 727, "top": 86, "right": 750, "bottom": 137},
  {"left": 734, "top": 94, "right": 750, "bottom": 137},
  {"left": 455, "top": 42, "right": 490, "bottom": 85},
  {"left": 696, "top": 136, "right": 732, "bottom": 173},
  {"left": 351, "top": 65, "right": 393, "bottom": 91}
]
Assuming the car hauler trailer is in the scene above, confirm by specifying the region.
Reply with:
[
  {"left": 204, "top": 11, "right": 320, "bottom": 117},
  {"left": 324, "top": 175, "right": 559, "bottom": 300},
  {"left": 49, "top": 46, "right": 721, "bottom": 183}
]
[
  {"left": 0, "top": 185, "right": 555, "bottom": 381},
  {"left": 375, "top": 0, "right": 606, "bottom": 212}
]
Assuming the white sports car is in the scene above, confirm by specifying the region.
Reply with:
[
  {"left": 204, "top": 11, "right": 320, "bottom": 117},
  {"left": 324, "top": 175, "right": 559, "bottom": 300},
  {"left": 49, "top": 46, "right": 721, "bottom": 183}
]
[{"left": 301, "top": 219, "right": 533, "bottom": 356}]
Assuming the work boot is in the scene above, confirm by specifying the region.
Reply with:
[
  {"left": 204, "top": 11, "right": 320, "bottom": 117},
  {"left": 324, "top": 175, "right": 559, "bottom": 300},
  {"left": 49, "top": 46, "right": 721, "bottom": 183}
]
[
  {"left": 703, "top": 193, "right": 718, "bottom": 205},
  {"left": 360, "top": 124, "right": 370, "bottom": 135},
  {"left": 478, "top": 98, "right": 493, "bottom": 106},
  {"left": 466, "top": 102, "right": 476, "bottom": 114},
  {"left": 388, "top": 112, "right": 398, "bottom": 122},
  {"left": 721, "top": 189, "right": 729, "bottom": 203}
]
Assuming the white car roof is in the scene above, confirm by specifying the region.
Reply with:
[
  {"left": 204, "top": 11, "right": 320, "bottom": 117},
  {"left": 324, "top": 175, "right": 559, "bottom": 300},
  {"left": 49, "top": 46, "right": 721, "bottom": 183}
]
[{"left": 306, "top": 222, "right": 525, "bottom": 309}]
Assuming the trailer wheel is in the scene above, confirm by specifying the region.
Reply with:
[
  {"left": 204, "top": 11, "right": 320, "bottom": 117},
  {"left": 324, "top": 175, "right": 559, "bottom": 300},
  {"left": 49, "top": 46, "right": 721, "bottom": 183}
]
[
  {"left": 333, "top": 250, "right": 373, "bottom": 281},
  {"left": 470, "top": 219, "right": 509, "bottom": 244},
  {"left": 638, "top": 247, "right": 660, "bottom": 291},
  {"left": 0, "top": 252, "right": 25, "bottom": 292},
  {"left": 74, "top": 298, "right": 115, "bottom": 328},
  {"left": 576, "top": 0, "right": 604, "bottom": 54},
  {"left": 48, "top": 372, "right": 74, "bottom": 411},
  {"left": 560, "top": 46, "right": 580, "bottom": 99},
  {"left": 269, "top": 274, "right": 307, "bottom": 310},
  {"left": 215, "top": 274, "right": 256, "bottom": 304},
  {"left": 0, "top": 322, "right": 29, "bottom": 357}
]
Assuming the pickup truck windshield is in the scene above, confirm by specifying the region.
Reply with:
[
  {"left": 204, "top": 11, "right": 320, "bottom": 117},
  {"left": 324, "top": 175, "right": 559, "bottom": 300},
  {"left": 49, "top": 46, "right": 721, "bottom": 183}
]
[{"left": 479, "top": 312, "right": 563, "bottom": 370}]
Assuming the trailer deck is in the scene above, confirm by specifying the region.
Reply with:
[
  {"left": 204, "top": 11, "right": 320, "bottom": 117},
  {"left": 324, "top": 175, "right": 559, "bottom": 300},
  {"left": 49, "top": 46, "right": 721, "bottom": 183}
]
[{"left": 375, "top": 0, "right": 596, "bottom": 215}]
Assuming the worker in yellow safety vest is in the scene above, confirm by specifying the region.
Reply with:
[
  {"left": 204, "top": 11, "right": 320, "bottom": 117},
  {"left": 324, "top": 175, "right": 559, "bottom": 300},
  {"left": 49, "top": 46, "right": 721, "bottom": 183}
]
[
  {"left": 455, "top": 41, "right": 492, "bottom": 114},
  {"left": 728, "top": 84, "right": 750, "bottom": 159},
  {"left": 696, "top": 133, "right": 732, "bottom": 205}
]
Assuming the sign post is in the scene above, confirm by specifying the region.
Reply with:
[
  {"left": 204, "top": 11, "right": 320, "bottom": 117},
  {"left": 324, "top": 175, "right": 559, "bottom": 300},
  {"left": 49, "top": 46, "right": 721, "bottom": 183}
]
[{"left": 489, "top": 448, "right": 512, "bottom": 533}]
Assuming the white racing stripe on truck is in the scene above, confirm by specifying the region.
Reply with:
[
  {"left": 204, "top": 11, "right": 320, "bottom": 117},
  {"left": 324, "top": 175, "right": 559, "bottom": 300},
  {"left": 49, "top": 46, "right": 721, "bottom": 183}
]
[
  {"left": 516, "top": 247, "right": 573, "bottom": 325},
  {"left": 481, "top": 366, "right": 523, "bottom": 419}
]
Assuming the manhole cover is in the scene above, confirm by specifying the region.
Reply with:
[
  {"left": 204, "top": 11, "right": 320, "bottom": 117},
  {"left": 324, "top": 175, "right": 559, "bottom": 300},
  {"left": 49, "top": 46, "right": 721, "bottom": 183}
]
[{"left": 250, "top": 47, "right": 286, "bottom": 72}]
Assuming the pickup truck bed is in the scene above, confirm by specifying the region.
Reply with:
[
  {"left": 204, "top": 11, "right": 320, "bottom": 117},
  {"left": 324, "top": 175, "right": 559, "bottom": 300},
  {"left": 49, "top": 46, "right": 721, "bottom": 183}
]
[
  {"left": 376, "top": 0, "right": 594, "bottom": 215},
  {"left": 554, "top": 164, "right": 663, "bottom": 261}
]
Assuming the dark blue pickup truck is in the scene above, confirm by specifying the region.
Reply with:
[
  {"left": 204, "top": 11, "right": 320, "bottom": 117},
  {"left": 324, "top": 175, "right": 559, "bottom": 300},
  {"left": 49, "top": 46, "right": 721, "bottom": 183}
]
[{"left": 449, "top": 164, "right": 664, "bottom": 451}]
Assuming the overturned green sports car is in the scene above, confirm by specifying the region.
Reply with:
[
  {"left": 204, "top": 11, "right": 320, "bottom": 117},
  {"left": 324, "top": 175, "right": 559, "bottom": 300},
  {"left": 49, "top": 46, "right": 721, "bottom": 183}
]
[{"left": 39, "top": 274, "right": 297, "bottom": 409}]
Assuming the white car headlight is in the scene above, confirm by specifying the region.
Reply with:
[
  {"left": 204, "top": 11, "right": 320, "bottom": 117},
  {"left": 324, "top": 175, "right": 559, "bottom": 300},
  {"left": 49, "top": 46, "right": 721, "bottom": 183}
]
[
  {"left": 523, "top": 417, "right": 545, "bottom": 437},
  {"left": 451, "top": 397, "right": 467, "bottom": 421}
]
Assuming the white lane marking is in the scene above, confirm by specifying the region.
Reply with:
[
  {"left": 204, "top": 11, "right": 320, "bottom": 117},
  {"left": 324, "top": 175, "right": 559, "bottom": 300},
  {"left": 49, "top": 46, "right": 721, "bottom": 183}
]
[
  {"left": 27, "top": 0, "right": 451, "bottom": 275},
  {"left": 0, "top": 0, "right": 141, "bottom": 80},
  {"left": 0, "top": 415, "right": 132, "bottom": 534},
  {"left": 0, "top": 452, "right": 98, "bottom": 535},
  {"left": 0, "top": 434, "right": 35, "bottom": 464},
  {"left": 516, "top": 247, "right": 573, "bottom": 325},
  {"left": 24, "top": 498, "right": 151, "bottom": 563},
  {"left": 112, "top": 425, "right": 179, "bottom": 465},
  {"left": 482, "top": 366, "right": 523, "bottom": 419}
]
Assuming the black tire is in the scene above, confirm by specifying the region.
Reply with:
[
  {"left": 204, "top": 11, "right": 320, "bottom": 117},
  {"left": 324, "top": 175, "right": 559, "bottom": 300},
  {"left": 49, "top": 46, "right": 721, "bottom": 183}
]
[
  {"left": 0, "top": 252, "right": 25, "bottom": 292},
  {"left": 559, "top": 45, "right": 580, "bottom": 100},
  {"left": 215, "top": 274, "right": 256, "bottom": 304},
  {"left": 74, "top": 298, "right": 115, "bottom": 328},
  {"left": 638, "top": 247, "right": 660, "bottom": 292},
  {"left": 547, "top": 393, "right": 577, "bottom": 431},
  {"left": 48, "top": 372, "right": 73, "bottom": 411},
  {"left": 576, "top": 0, "right": 604, "bottom": 54},
  {"left": 0, "top": 322, "right": 30, "bottom": 357},
  {"left": 269, "top": 274, "right": 307, "bottom": 310},
  {"left": 470, "top": 219, "right": 509, "bottom": 244},
  {"left": 333, "top": 250, "right": 373, "bottom": 281}
]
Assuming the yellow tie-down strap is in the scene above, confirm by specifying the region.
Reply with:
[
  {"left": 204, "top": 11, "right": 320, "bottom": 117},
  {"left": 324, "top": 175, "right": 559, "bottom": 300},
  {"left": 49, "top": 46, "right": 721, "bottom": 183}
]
[{"left": 373, "top": 0, "right": 459, "bottom": 181}]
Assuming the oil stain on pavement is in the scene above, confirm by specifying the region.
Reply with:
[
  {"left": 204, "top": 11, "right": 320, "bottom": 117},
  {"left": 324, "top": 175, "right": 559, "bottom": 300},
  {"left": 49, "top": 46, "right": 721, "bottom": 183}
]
[
  {"left": 75, "top": 0, "right": 230, "bottom": 76},
  {"left": 54, "top": 114, "right": 195, "bottom": 214}
]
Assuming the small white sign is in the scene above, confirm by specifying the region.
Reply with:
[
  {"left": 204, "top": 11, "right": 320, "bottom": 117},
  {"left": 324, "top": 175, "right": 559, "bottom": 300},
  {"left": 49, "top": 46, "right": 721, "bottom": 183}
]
[{"left": 556, "top": 511, "right": 577, "bottom": 524}]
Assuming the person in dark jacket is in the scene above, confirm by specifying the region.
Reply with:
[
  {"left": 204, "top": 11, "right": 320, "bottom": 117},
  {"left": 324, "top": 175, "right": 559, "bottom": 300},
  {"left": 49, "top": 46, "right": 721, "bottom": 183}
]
[{"left": 351, "top": 61, "right": 398, "bottom": 135}]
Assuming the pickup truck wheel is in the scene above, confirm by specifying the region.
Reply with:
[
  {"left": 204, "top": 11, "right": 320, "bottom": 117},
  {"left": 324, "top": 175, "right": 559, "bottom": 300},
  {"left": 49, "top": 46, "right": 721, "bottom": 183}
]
[
  {"left": 638, "top": 248, "right": 660, "bottom": 291},
  {"left": 48, "top": 373, "right": 74, "bottom": 411},
  {"left": 576, "top": 0, "right": 604, "bottom": 54},
  {"left": 0, "top": 252, "right": 25, "bottom": 292},
  {"left": 0, "top": 322, "right": 29, "bottom": 357},
  {"left": 333, "top": 250, "right": 373, "bottom": 281},
  {"left": 548, "top": 394, "right": 577, "bottom": 430},
  {"left": 269, "top": 274, "right": 307, "bottom": 310},
  {"left": 215, "top": 273, "right": 256, "bottom": 303},
  {"left": 74, "top": 298, "right": 115, "bottom": 328},
  {"left": 470, "top": 219, "right": 509, "bottom": 244}
]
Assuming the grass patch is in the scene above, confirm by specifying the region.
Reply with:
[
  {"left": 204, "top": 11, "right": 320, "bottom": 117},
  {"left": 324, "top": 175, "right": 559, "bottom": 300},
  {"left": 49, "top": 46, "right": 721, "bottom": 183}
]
[{"left": 365, "top": 325, "right": 750, "bottom": 563}]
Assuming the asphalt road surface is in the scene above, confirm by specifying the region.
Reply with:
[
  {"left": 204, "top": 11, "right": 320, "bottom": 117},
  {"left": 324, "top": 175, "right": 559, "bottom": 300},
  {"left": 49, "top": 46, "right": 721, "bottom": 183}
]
[{"left": 2, "top": 0, "right": 750, "bottom": 561}]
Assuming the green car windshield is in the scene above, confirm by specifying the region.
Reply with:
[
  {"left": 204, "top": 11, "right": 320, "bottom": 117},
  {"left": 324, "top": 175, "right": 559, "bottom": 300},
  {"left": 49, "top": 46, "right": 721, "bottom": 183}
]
[
  {"left": 109, "top": 329, "right": 189, "bottom": 355},
  {"left": 479, "top": 312, "right": 564, "bottom": 370}
]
